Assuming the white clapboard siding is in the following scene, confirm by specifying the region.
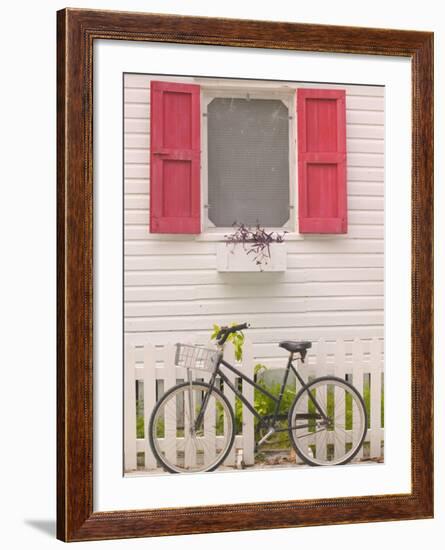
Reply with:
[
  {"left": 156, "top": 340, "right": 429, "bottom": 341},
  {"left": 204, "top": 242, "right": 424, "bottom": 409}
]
[
  {"left": 125, "top": 103, "right": 150, "bottom": 119},
  {"left": 346, "top": 139, "right": 384, "bottom": 154},
  {"left": 127, "top": 276, "right": 378, "bottom": 293},
  {"left": 125, "top": 179, "right": 148, "bottom": 194},
  {"left": 123, "top": 75, "right": 385, "bottom": 427},
  {"left": 125, "top": 337, "right": 384, "bottom": 474},
  {"left": 346, "top": 110, "right": 384, "bottom": 125},
  {"left": 347, "top": 125, "right": 384, "bottom": 140},
  {"left": 124, "top": 239, "right": 383, "bottom": 254},
  {"left": 345, "top": 96, "right": 384, "bottom": 110},
  {"left": 124, "top": 118, "right": 149, "bottom": 133},
  {"left": 125, "top": 282, "right": 384, "bottom": 304},
  {"left": 124, "top": 225, "right": 383, "bottom": 241},
  {"left": 348, "top": 182, "right": 384, "bottom": 196},
  {"left": 125, "top": 296, "right": 383, "bottom": 318},
  {"left": 125, "top": 254, "right": 384, "bottom": 277},
  {"left": 125, "top": 311, "right": 383, "bottom": 333},
  {"left": 126, "top": 251, "right": 385, "bottom": 268}
]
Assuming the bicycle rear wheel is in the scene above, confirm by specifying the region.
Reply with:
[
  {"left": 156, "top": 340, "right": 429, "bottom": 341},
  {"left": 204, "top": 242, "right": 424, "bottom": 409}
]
[
  {"left": 288, "top": 376, "right": 367, "bottom": 466},
  {"left": 149, "top": 381, "right": 235, "bottom": 473}
]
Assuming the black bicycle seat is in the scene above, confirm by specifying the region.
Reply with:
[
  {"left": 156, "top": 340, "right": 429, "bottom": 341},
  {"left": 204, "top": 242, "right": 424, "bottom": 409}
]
[{"left": 278, "top": 341, "right": 312, "bottom": 353}]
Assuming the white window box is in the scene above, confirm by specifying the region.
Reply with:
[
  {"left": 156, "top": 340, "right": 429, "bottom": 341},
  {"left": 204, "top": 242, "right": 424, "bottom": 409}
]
[{"left": 216, "top": 242, "right": 287, "bottom": 272}]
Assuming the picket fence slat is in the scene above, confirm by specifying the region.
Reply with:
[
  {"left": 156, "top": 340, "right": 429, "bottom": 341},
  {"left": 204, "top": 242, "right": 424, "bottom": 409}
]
[
  {"left": 203, "top": 368, "right": 217, "bottom": 467},
  {"left": 314, "top": 340, "right": 327, "bottom": 461},
  {"left": 242, "top": 341, "right": 255, "bottom": 465},
  {"left": 334, "top": 340, "right": 347, "bottom": 461},
  {"left": 352, "top": 338, "right": 365, "bottom": 460},
  {"left": 164, "top": 344, "right": 177, "bottom": 466},
  {"left": 125, "top": 337, "right": 384, "bottom": 474},
  {"left": 124, "top": 342, "right": 137, "bottom": 471},
  {"left": 370, "top": 338, "right": 383, "bottom": 458},
  {"left": 143, "top": 344, "right": 157, "bottom": 469},
  {"left": 222, "top": 344, "right": 237, "bottom": 467}
]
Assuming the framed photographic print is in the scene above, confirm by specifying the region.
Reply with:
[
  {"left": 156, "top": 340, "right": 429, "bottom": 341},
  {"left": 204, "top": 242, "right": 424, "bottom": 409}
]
[{"left": 57, "top": 8, "right": 434, "bottom": 542}]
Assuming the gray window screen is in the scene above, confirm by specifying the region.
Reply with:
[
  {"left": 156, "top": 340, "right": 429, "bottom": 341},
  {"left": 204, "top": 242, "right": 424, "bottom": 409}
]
[{"left": 207, "top": 97, "right": 290, "bottom": 228}]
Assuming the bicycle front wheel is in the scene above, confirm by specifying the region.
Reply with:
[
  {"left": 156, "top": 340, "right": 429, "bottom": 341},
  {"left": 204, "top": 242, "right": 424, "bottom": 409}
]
[
  {"left": 288, "top": 376, "right": 367, "bottom": 466},
  {"left": 149, "top": 381, "right": 235, "bottom": 473}
]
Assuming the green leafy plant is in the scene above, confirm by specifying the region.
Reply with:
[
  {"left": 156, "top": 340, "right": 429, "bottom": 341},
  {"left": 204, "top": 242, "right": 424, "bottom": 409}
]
[
  {"left": 136, "top": 411, "right": 144, "bottom": 439},
  {"left": 253, "top": 363, "right": 296, "bottom": 448},
  {"left": 254, "top": 368, "right": 296, "bottom": 417},
  {"left": 211, "top": 323, "right": 245, "bottom": 361}
]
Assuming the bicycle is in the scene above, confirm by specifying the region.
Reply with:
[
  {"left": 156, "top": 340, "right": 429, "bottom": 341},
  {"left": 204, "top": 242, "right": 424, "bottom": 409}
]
[{"left": 148, "top": 323, "right": 368, "bottom": 473}]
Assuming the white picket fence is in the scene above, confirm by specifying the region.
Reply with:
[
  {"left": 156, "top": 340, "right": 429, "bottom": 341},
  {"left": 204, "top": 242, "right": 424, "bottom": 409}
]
[{"left": 124, "top": 337, "right": 384, "bottom": 473}]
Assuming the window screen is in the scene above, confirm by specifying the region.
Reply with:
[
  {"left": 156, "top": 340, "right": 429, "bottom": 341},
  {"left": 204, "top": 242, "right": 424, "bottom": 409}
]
[{"left": 207, "top": 97, "right": 290, "bottom": 227}]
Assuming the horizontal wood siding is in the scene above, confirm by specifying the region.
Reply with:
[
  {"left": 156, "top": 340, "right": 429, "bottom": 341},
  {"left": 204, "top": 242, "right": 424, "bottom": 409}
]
[{"left": 124, "top": 74, "right": 384, "bottom": 364}]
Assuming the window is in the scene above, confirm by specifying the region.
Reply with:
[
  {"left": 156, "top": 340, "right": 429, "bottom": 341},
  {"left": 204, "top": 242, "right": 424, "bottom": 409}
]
[
  {"left": 149, "top": 80, "right": 347, "bottom": 235},
  {"left": 206, "top": 96, "right": 291, "bottom": 229}
]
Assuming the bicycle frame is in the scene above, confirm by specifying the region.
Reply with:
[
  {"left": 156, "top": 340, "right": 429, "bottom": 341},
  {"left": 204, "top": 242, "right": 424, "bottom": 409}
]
[{"left": 194, "top": 351, "right": 328, "bottom": 435}]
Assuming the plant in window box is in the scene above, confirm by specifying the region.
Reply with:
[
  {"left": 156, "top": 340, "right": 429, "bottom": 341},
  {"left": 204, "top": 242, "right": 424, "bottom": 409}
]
[{"left": 217, "top": 223, "right": 287, "bottom": 272}]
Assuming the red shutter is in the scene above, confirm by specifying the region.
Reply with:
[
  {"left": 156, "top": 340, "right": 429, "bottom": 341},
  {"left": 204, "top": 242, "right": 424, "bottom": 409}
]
[
  {"left": 297, "top": 89, "right": 347, "bottom": 234},
  {"left": 150, "top": 81, "right": 201, "bottom": 233}
]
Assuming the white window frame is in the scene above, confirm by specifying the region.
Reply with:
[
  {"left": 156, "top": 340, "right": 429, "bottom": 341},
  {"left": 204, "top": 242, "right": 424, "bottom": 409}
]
[{"left": 200, "top": 83, "right": 297, "bottom": 236}]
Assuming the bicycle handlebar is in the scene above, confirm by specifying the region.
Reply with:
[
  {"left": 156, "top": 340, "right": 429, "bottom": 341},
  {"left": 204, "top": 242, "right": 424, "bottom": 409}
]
[{"left": 216, "top": 323, "right": 250, "bottom": 344}]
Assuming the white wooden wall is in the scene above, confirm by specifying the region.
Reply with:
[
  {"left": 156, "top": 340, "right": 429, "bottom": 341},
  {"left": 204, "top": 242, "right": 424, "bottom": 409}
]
[{"left": 123, "top": 74, "right": 385, "bottom": 442}]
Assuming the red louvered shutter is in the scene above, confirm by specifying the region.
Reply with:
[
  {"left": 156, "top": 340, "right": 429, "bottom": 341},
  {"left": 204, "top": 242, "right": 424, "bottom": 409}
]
[
  {"left": 150, "top": 81, "right": 201, "bottom": 233},
  {"left": 297, "top": 89, "right": 347, "bottom": 234}
]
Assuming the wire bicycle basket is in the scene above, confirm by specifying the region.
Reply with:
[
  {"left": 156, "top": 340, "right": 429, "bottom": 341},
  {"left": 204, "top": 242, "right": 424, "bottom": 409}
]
[{"left": 174, "top": 343, "right": 221, "bottom": 372}]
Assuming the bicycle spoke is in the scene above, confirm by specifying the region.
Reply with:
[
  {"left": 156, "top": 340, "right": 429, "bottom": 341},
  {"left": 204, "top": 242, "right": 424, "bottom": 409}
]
[
  {"left": 150, "top": 383, "right": 234, "bottom": 473},
  {"left": 295, "top": 427, "right": 327, "bottom": 439},
  {"left": 290, "top": 378, "right": 366, "bottom": 466}
]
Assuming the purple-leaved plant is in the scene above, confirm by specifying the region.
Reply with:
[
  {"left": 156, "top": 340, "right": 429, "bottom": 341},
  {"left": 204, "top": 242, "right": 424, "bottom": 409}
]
[{"left": 224, "top": 222, "right": 287, "bottom": 270}]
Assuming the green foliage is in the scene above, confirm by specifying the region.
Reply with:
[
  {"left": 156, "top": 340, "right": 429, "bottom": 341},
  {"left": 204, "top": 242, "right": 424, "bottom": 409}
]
[
  {"left": 215, "top": 400, "right": 224, "bottom": 435},
  {"left": 136, "top": 413, "right": 144, "bottom": 439},
  {"left": 211, "top": 323, "right": 245, "bottom": 361},
  {"left": 345, "top": 389, "right": 352, "bottom": 430},
  {"left": 234, "top": 396, "right": 243, "bottom": 434},
  {"left": 253, "top": 365, "right": 296, "bottom": 417},
  {"left": 363, "top": 377, "right": 371, "bottom": 429},
  {"left": 253, "top": 367, "right": 296, "bottom": 448}
]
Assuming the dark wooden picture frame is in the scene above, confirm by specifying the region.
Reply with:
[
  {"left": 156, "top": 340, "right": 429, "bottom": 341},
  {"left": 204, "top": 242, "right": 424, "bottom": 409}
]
[{"left": 57, "top": 8, "right": 433, "bottom": 542}]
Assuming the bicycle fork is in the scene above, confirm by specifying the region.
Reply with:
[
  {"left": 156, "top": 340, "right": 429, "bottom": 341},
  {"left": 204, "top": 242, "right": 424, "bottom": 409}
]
[
  {"left": 186, "top": 370, "right": 196, "bottom": 435},
  {"left": 189, "top": 368, "right": 218, "bottom": 432}
]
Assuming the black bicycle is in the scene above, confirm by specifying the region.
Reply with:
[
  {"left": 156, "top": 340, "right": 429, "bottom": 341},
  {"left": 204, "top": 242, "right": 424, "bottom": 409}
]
[{"left": 149, "top": 323, "right": 367, "bottom": 473}]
